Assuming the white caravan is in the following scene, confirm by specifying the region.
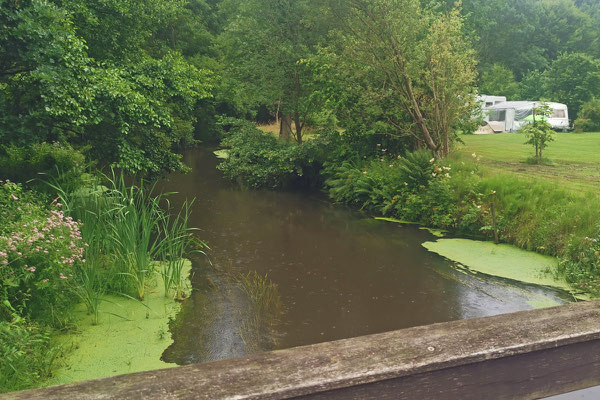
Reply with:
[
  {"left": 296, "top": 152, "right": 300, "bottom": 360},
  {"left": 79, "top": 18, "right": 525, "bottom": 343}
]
[
  {"left": 484, "top": 101, "right": 570, "bottom": 132},
  {"left": 477, "top": 95, "right": 507, "bottom": 109}
]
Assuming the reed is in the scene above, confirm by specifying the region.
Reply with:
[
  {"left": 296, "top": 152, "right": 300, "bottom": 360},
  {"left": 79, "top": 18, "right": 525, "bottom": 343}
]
[{"left": 158, "top": 200, "right": 203, "bottom": 300}]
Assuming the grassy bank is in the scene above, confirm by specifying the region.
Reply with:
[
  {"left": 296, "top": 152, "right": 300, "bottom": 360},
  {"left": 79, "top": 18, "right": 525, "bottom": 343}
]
[
  {"left": 1, "top": 173, "right": 200, "bottom": 393},
  {"left": 458, "top": 132, "right": 600, "bottom": 192}
]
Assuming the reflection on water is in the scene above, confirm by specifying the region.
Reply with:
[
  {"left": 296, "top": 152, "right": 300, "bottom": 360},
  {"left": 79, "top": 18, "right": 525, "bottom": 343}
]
[{"left": 159, "top": 148, "right": 571, "bottom": 365}]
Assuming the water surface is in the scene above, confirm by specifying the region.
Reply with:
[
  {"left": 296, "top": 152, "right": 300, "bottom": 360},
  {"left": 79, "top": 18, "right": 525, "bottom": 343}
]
[{"left": 158, "top": 148, "right": 570, "bottom": 365}]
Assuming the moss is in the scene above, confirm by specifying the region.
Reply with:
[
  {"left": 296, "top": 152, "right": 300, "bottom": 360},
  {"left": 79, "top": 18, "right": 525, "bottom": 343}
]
[
  {"left": 48, "top": 260, "right": 192, "bottom": 386},
  {"left": 422, "top": 239, "right": 587, "bottom": 299}
]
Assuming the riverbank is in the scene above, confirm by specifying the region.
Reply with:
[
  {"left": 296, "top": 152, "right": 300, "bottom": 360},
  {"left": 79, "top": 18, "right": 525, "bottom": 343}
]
[
  {"left": 48, "top": 260, "right": 192, "bottom": 386},
  {"left": 216, "top": 127, "right": 600, "bottom": 296}
]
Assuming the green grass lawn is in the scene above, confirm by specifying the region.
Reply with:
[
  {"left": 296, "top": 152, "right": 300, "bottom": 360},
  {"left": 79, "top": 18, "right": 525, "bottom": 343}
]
[{"left": 457, "top": 132, "right": 600, "bottom": 193}]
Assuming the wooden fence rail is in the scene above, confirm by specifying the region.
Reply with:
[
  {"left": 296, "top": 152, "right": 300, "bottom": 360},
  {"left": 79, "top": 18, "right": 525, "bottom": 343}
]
[{"left": 4, "top": 300, "right": 600, "bottom": 400}]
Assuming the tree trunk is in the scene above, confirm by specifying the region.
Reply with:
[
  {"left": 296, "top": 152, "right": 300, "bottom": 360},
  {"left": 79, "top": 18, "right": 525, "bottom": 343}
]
[
  {"left": 442, "top": 130, "right": 449, "bottom": 157},
  {"left": 275, "top": 99, "right": 281, "bottom": 126},
  {"left": 279, "top": 114, "right": 292, "bottom": 142},
  {"left": 294, "top": 113, "right": 302, "bottom": 145}
]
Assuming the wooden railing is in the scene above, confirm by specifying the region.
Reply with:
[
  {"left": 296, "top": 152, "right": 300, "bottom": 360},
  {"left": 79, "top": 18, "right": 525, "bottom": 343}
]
[{"left": 4, "top": 300, "right": 600, "bottom": 400}]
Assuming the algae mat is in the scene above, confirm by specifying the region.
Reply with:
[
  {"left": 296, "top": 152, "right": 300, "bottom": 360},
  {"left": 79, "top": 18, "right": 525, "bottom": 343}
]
[
  {"left": 422, "top": 239, "right": 578, "bottom": 296},
  {"left": 49, "top": 260, "right": 192, "bottom": 385}
]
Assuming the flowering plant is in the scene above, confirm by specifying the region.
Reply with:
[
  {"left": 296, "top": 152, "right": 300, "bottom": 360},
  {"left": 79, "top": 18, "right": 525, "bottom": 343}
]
[{"left": 0, "top": 181, "right": 85, "bottom": 324}]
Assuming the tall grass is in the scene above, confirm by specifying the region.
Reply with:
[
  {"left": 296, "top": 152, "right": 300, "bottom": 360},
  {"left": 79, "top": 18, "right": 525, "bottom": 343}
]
[
  {"left": 158, "top": 199, "right": 206, "bottom": 300},
  {"left": 235, "top": 271, "right": 283, "bottom": 352},
  {"left": 107, "top": 173, "right": 163, "bottom": 300},
  {"left": 47, "top": 169, "right": 198, "bottom": 306}
]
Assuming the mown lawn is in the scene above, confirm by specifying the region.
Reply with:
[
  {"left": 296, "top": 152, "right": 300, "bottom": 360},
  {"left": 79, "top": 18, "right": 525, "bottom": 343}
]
[{"left": 457, "top": 132, "right": 600, "bottom": 193}]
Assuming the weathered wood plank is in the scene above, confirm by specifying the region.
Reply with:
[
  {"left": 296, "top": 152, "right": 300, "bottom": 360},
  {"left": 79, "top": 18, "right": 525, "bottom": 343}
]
[{"left": 4, "top": 300, "right": 600, "bottom": 400}]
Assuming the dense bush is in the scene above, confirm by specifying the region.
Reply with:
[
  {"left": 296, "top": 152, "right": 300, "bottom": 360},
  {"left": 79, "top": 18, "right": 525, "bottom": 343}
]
[
  {"left": 574, "top": 98, "right": 600, "bottom": 132},
  {"left": 217, "top": 118, "right": 332, "bottom": 189},
  {"left": 0, "top": 142, "right": 87, "bottom": 192},
  {"left": 0, "top": 321, "right": 57, "bottom": 392},
  {"left": 323, "top": 151, "right": 484, "bottom": 231},
  {"left": 0, "top": 180, "right": 83, "bottom": 325},
  {"left": 560, "top": 226, "right": 600, "bottom": 294}
]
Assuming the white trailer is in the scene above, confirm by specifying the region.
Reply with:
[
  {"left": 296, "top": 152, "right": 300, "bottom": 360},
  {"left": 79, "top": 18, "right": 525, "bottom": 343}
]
[{"left": 483, "top": 101, "right": 570, "bottom": 132}]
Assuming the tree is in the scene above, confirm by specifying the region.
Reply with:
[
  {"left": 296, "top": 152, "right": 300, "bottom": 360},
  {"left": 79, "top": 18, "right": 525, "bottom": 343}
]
[
  {"left": 574, "top": 98, "right": 600, "bottom": 132},
  {"left": 544, "top": 52, "right": 600, "bottom": 120},
  {"left": 479, "top": 64, "right": 520, "bottom": 100},
  {"left": 218, "top": 0, "right": 330, "bottom": 144},
  {"left": 0, "top": 0, "right": 213, "bottom": 177},
  {"left": 519, "top": 70, "right": 547, "bottom": 100},
  {"left": 521, "top": 102, "right": 555, "bottom": 163},
  {"left": 331, "top": 0, "right": 478, "bottom": 158}
]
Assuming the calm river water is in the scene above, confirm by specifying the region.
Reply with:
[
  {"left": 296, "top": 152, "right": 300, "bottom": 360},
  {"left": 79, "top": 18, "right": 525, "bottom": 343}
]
[{"left": 157, "top": 148, "right": 570, "bottom": 365}]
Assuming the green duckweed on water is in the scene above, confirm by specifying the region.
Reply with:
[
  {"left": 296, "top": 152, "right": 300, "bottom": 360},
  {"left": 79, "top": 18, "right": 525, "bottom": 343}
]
[
  {"left": 48, "top": 260, "right": 192, "bottom": 386},
  {"left": 422, "top": 239, "right": 587, "bottom": 301}
]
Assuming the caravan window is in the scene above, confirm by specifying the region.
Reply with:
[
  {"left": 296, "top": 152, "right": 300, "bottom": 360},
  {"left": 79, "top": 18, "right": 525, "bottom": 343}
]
[
  {"left": 551, "top": 109, "right": 566, "bottom": 118},
  {"left": 489, "top": 110, "right": 506, "bottom": 121}
]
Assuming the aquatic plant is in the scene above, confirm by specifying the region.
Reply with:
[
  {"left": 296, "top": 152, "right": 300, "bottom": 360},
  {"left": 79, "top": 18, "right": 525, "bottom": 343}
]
[
  {"left": 235, "top": 270, "right": 283, "bottom": 352},
  {"left": 105, "top": 173, "right": 164, "bottom": 300},
  {"left": 158, "top": 200, "right": 205, "bottom": 300}
]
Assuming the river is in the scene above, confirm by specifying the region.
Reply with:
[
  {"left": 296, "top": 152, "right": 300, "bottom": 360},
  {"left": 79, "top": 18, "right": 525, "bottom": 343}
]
[{"left": 156, "top": 148, "right": 571, "bottom": 366}]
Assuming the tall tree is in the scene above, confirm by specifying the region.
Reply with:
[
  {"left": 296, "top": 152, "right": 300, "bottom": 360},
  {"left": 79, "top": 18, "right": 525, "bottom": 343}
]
[
  {"left": 544, "top": 52, "right": 600, "bottom": 120},
  {"left": 0, "top": 0, "right": 213, "bottom": 176},
  {"left": 218, "top": 0, "right": 329, "bottom": 144},
  {"left": 331, "top": 0, "right": 477, "bottom": 158},
  {"left": 479, "top": 64, "right": 521, "bottom": 100}
]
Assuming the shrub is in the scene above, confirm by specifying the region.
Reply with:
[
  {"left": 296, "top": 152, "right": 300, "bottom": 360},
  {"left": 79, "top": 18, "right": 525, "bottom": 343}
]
[
  {"left": 0, "top": 142, "right": 87, "bottom": 192},
  {"left": 217, "top": 118, "right": 329, "bottom": 189},
  {"left": 559, "top": 226, "right": 600, "bottom": 295},
  {"left": 0, "top": 180, "right": 83, "bottom": 325},
  {"left": 0, "top": 321, "right": 58, "bottom": 393},
  {"left": 574, "top": 98, "right": 600, "bottom": 132}
]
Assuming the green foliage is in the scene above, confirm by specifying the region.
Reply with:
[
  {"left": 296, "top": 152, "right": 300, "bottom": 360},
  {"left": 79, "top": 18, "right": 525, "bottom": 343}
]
[
  {"left": 518, "top": 70, "right": 547, "bottom": 101},
  {"left": 49, "top": 171, "right": 198, "bottom": 302},
  {"left": 0, "top": 181, "right": 82, "bottom": 326},
  {"left": 324, "top": 1, "right": 478, "bottom": 157},
  {"left": 324, "top": 150, "right": 462, "bottom": 229},
  {"left": 0, "top": 0, "right": 213, "bottom": 177},
  {"left": 0, "top": 321, "right": 58, "bottom": 393},
  {"left": 217, "top": 0, "right": 331, "bottom": 143},
  {"left": 544, "top": 52, "right": 600, "bottom": 120},
  {"left": 217, "top": 118, "right": 329, "bottom": 189},
  {"left": 0, "top": 142, "right": 87, "bottom": 192},
  {"left": 159, "top": 200, "right": 202, "bottom": 301},
  {"left": 574, "top": 98, "right": 600, "bottom": 132},
  {"left": 519, "top": 103, "right": 555, "bottom": 163},
  {"left": 479, "top": 64, "right": 520, "bottom": 100},
  {"left": 560, "top": 227, "right": 600, "bottom": 295}
]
